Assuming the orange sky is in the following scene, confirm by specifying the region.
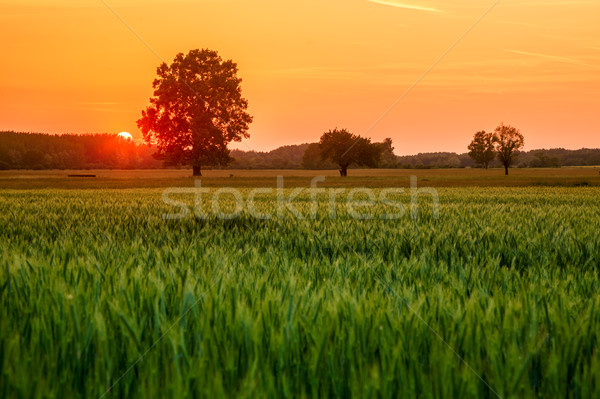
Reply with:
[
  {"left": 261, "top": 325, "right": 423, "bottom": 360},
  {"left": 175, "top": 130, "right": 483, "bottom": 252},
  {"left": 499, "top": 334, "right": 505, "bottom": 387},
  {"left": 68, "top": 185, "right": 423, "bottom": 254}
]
[{"left": 1, "top": 0, "right": 599, "bottom": 155}]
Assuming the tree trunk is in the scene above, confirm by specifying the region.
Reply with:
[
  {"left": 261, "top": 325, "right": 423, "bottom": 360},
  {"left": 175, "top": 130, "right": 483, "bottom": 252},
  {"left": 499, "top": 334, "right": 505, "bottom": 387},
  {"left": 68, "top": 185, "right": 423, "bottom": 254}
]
[
  {"left": 193, "top": 165, "right": 202, "bottom": 176},
  {"left": 504, "top": 164, "right": 509, "bottom": 175},
  {"left": 339, "top": 164, "right": 348, "bottom": 177}
]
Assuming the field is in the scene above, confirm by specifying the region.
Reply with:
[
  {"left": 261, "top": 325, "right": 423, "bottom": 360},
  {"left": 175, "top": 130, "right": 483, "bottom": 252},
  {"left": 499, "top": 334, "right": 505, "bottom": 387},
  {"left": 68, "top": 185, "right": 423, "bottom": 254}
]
[
  {"left": 1, "top": 169, "right": 600, "bottom": 398},
  {"left": 1, "top": 167, "right": 600, "bottom": 189}
]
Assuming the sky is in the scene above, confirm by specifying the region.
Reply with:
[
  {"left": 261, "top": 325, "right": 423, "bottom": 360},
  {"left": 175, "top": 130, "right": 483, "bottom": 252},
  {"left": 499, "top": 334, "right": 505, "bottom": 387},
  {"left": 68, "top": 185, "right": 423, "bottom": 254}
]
[{"left": 1, "top": 0, "right": 599, "bottom": 155}]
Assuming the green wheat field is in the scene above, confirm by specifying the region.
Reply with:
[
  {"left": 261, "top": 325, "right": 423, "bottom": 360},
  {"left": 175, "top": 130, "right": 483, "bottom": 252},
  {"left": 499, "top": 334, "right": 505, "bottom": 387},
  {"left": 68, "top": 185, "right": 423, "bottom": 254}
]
[{"left": 1, "top": 172, "right": 600, "bottom": 398}]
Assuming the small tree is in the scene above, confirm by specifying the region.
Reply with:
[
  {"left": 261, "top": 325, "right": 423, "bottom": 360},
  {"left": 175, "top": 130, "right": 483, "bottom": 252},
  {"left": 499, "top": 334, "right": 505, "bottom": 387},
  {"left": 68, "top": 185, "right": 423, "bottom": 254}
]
[
  {"left": 467, "top": 130, "right": 495, "bottom": 169},
  {"left": 319, "top": 129, "right": 381, "bottom": 176},
  {"left": 137, "top": 49, "right": 253, "bottom": 176},
  {"left": 376, "top": 138, "right": 398, "bottom": 168},
  {"left": 493, "top": 123, "right": 524, "bottom": 175}
]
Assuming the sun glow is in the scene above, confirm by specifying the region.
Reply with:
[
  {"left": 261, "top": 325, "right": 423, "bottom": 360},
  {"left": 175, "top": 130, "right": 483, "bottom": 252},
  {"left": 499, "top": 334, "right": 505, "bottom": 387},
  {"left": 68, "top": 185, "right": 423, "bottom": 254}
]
[
  {"left": 117, "top": 132, "right": 133, "bottom": 141},
  {"left": 1, "top": 0, "right": 599, "bottom": 153}
]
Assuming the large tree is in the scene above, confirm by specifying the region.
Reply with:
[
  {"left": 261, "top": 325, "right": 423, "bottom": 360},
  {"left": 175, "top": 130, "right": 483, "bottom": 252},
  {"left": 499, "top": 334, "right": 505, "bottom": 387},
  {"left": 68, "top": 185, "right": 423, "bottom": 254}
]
[
  {"left": 319, "top": 129, "right": 381, "bottom": 176},
  {"left": 493, "top": 123, "right": 525, "bottom": 175},
  {"left": 137, "top": 49, "right": 252, "bottom": 176},
  {"left": 467, "top": 130, "right": 495, "bottom": 169}
]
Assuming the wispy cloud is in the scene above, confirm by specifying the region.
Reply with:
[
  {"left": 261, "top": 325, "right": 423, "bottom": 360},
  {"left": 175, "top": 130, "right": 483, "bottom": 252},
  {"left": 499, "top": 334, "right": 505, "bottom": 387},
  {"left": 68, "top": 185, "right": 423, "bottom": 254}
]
[
  {"left": 507, "top": 49, "right": 593, "bottom": 67},
  {"left": 367, "top": 0, "right": 442, "bottom": 12}
]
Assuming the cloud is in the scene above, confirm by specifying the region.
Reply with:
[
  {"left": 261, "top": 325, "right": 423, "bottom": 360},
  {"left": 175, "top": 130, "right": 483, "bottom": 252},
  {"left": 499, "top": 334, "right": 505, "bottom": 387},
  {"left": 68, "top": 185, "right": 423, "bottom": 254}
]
[
  {"left": 507, "top": 50, "right": 593, "bottom": 67},
  {"left": 367, "top": 0, "right": 442, "bottom": 12}
]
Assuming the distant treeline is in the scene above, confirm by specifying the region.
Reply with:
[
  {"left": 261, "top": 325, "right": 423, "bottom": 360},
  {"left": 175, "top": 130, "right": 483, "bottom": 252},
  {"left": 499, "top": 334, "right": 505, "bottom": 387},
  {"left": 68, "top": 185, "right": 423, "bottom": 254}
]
[
  {"left": 393, "top": 150, "right": 600, "bottom": 169},
  {"left": 1, "top": 131, "right": 599, "bottom": 170},
  {"left": 0, "top": 132, "right": 161, "bottom": 170},
  {"left": 233, "top": 144, "right": 600, "bottom": 169}
]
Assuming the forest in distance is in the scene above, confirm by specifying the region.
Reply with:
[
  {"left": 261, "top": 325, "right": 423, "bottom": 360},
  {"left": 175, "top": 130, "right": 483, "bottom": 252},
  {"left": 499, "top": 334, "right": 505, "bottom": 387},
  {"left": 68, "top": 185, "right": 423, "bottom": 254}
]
[{"left": 1, "top": 131, "right": 600, "bottom": 171}]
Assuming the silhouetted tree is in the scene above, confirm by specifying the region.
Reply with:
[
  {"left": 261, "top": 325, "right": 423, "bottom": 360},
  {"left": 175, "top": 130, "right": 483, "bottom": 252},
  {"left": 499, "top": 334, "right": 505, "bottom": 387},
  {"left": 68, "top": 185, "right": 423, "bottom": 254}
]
[
  {"left": 137, "top": 49, "right": 253, "bottom": 176},
  {"left": 493, "top": 123, "right": 525, "bottom": 175},
  {"left": 319, "top": 129, "right": 381, "bottom": 176},
  {"left": 376, "top": 138, "right": 398, "bottom": 168},
  {"left": 468, "top": 130, "right": 495, "bottom": 169}
]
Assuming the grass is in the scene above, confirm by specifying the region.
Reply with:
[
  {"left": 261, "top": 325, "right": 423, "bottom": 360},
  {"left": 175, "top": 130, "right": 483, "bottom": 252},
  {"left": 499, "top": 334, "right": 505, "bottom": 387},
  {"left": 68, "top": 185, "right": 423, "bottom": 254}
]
[
  {"left": 1, "top": 167, "right": 600, "bottom": 189},
  {"left": 1, "top": 175, "right": 600, "bottom": 398}
]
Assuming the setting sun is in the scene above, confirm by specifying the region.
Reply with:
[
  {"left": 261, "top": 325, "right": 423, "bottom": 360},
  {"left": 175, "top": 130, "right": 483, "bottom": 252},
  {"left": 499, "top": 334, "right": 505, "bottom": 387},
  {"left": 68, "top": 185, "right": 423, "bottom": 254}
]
[
  {"left": 2, "top": 2, "right": 600, "bottom": 398},
  {"left": 1, "top": 0, "right": 598, "bottom": 153},
  {"left": 117, "top": 131, "right": 133, "bottom": 141}
]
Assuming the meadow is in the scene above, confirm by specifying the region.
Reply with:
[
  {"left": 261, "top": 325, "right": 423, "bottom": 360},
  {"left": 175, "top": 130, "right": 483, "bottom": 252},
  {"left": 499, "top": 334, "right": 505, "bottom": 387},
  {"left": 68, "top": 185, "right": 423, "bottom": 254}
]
[{"left": 1, "top": 170, "right": 600, "bottom": 398}]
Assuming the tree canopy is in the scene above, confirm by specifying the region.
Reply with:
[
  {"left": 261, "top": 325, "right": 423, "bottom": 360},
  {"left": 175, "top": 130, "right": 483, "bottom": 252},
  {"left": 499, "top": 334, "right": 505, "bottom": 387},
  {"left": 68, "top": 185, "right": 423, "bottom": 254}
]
[
  {"left": 468, "top": 130, "right": 495, "bottom": 169},
  {"left": 318, "top": 129, "right": 382, "bottom": 176},
  {"left": 137, "top": 49, "right": 252, "bottom": 176},
  {"left": 493, "top": 123, "right": 525, "bottom": 175}
]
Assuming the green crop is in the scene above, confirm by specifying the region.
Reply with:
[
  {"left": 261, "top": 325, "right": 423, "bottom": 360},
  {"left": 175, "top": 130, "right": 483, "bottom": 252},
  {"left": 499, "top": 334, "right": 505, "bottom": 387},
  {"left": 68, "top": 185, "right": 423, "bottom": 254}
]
[{"left": 1, "top": 187, "right": 599, "bottom": 398}]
